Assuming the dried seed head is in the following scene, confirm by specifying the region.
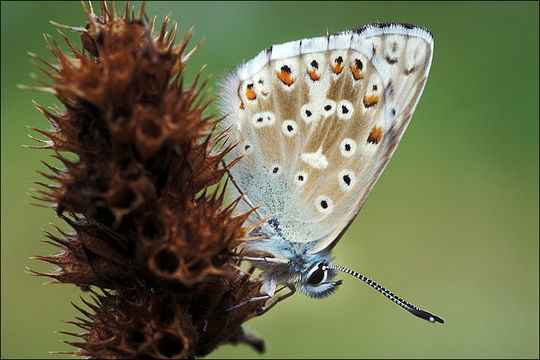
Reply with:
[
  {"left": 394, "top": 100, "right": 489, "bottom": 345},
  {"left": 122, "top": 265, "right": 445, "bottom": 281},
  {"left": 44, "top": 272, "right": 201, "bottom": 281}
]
[{"left": 27, "top": 1, "right": 265, "bottom": 357}]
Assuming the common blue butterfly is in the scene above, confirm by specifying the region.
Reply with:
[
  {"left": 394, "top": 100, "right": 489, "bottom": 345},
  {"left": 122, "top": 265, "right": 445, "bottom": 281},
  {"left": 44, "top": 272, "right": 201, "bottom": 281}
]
[{"left": 219, "top": 22, "right": 443, "bottom": 323}]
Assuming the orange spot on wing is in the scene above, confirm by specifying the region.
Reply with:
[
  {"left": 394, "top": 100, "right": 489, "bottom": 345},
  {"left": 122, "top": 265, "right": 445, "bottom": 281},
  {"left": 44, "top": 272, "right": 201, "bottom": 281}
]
[
  {"left": 363, "top": 95, "right": 379, "bottom": 107},
  {"left": 307, "top": 69, "right": 320, "bottom": 81},
  {"left": 245, "top": 87, "right": 256, "bottom": 100},
  {"left": 367, "top": 126, "right": 383, "bottom": 144},
  {"left": 239, "top": 99, "right": 245, "bottom": 109},
  {"left": 350, "top": 65, "right": 364, "bottom": 80},
  {"left": 276, "top": 70, "right": 295, "bottom": 86},
  {"left": 331, "top": 63, "right": 344, "bottom": 74}
]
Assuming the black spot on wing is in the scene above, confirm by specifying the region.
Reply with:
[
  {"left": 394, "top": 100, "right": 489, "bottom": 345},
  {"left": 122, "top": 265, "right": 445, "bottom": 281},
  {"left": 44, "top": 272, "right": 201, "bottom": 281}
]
[
  {"left": 385, "top": 56, "right": 398, "bottom": 64},
  {"left": 281, "top": 65, "right": 292, "bottom": 73},
  {"left": 404, "top": 66, "right": 417, "bottom": 75},
  {"left": 386, "top": 80, "right": 395, "bottom": 98}
]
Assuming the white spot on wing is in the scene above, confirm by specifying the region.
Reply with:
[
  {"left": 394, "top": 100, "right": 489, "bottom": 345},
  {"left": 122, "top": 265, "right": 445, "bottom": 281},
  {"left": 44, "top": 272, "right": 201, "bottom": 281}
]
[
  {"left": 300, "top": 104, "right": 317, "bottom": 123},
  {"left": 322, "top": 99, "right": 336, "bottom": 117},
  {"left": 282, "top": 120, "right": 297, "bottom": 136},
  {"left": 338, "top": 169, "right": 357, "bottom": 191},
  {"left": 252, "top": 112, "right": 276, "bottom": 127},
  {"left": 301, "top": 147, "right": 328, "bottom": 169},
  {"left": 315, "top": 195, "right": 333, "bottom": 214},
  {"left": 294, "top": 171, "right": 307, "bottom": 185},
  {"left": 337, "top": 100, "right": 354, "bottom": 120},
  {"left": 340, "top": 138, "right": 356, "bottom": 157},
  {"left": 254, "top": 73, "right": 271, "bottom": 97},
  {"left": 270, "top": 164, "right": 282, "bottom": 175}
]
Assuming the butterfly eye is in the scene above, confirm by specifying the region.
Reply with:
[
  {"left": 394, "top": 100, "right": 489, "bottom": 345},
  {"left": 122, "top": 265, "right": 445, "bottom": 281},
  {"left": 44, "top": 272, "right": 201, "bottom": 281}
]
[
  {"left": 307, "top": 263, "right": 327, "bottom": 285},
  {"left": 307, "top": 269, "right": 325, "bottom": 285}
]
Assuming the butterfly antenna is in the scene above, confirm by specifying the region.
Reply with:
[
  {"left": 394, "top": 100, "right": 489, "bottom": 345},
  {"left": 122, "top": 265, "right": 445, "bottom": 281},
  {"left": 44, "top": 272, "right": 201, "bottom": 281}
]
[{"left": 328, "top": 265, "right": 444, "bottom": 324}]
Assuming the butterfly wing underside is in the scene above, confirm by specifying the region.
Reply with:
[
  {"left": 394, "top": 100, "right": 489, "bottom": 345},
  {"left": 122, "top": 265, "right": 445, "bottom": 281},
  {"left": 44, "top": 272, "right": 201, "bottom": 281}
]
[{"left": 220, "top": 23, "right": 433, "bottom": 254}]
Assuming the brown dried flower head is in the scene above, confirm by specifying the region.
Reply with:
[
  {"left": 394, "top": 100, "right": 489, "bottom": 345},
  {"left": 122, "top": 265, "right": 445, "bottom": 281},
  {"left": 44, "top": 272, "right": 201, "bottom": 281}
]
[{"left": 26, "top": 1, "right": 266, "bottom": 358}]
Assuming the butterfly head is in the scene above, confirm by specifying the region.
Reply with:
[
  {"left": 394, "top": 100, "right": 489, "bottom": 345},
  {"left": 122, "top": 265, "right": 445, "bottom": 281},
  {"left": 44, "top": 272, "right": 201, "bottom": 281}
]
[{"left": 298, "top": 260, "right": 343, "bottom": 299}]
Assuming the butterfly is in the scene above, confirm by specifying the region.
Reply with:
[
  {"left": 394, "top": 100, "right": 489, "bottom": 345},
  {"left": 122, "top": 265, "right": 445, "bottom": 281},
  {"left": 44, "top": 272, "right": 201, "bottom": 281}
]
[{"left": 219, "top": 22, "right": 443, "bottom": 323}]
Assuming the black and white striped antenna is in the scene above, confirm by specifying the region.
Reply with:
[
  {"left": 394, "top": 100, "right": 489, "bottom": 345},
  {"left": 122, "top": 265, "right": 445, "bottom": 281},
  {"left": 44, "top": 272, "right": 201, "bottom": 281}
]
[{"left": 328, "top": 264, "right": 444, "bottom": 323}]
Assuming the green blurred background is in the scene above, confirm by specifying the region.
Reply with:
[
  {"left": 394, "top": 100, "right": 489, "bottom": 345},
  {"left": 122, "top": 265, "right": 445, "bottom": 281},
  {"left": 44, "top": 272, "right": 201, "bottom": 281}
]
[{"left": 2, "top": 1, "right": 538, "bottom": 358}]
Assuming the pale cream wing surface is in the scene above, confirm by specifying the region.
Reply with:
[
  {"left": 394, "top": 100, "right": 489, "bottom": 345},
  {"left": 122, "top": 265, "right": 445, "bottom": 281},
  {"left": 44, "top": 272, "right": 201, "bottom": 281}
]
[{"left": 220, "top": 24, "right": 433, "bottom": 254}]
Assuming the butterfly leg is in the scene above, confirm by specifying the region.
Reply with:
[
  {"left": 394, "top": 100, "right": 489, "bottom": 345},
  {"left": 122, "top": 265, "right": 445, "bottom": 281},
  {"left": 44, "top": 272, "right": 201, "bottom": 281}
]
[
  {"left": 257, "top": 284, "right": 296, "bottom": 316},
  {"left": 226, "top": 277, "right": 277, "bottom": 312},
  {"left": 221, "top": 160, "right": 264, "bottom": 220},
  {"left": 227, "top": 294, "right": 272, "bottom": 312},
  {"left": 233, "top": 255, "right": 290, "bottom": 265}
]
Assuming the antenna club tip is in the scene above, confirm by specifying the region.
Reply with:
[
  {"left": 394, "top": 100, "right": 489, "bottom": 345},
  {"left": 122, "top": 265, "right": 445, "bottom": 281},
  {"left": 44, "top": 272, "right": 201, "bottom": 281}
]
[{"left": 409, "top": 308, "right": 445, "bottom": 324}]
